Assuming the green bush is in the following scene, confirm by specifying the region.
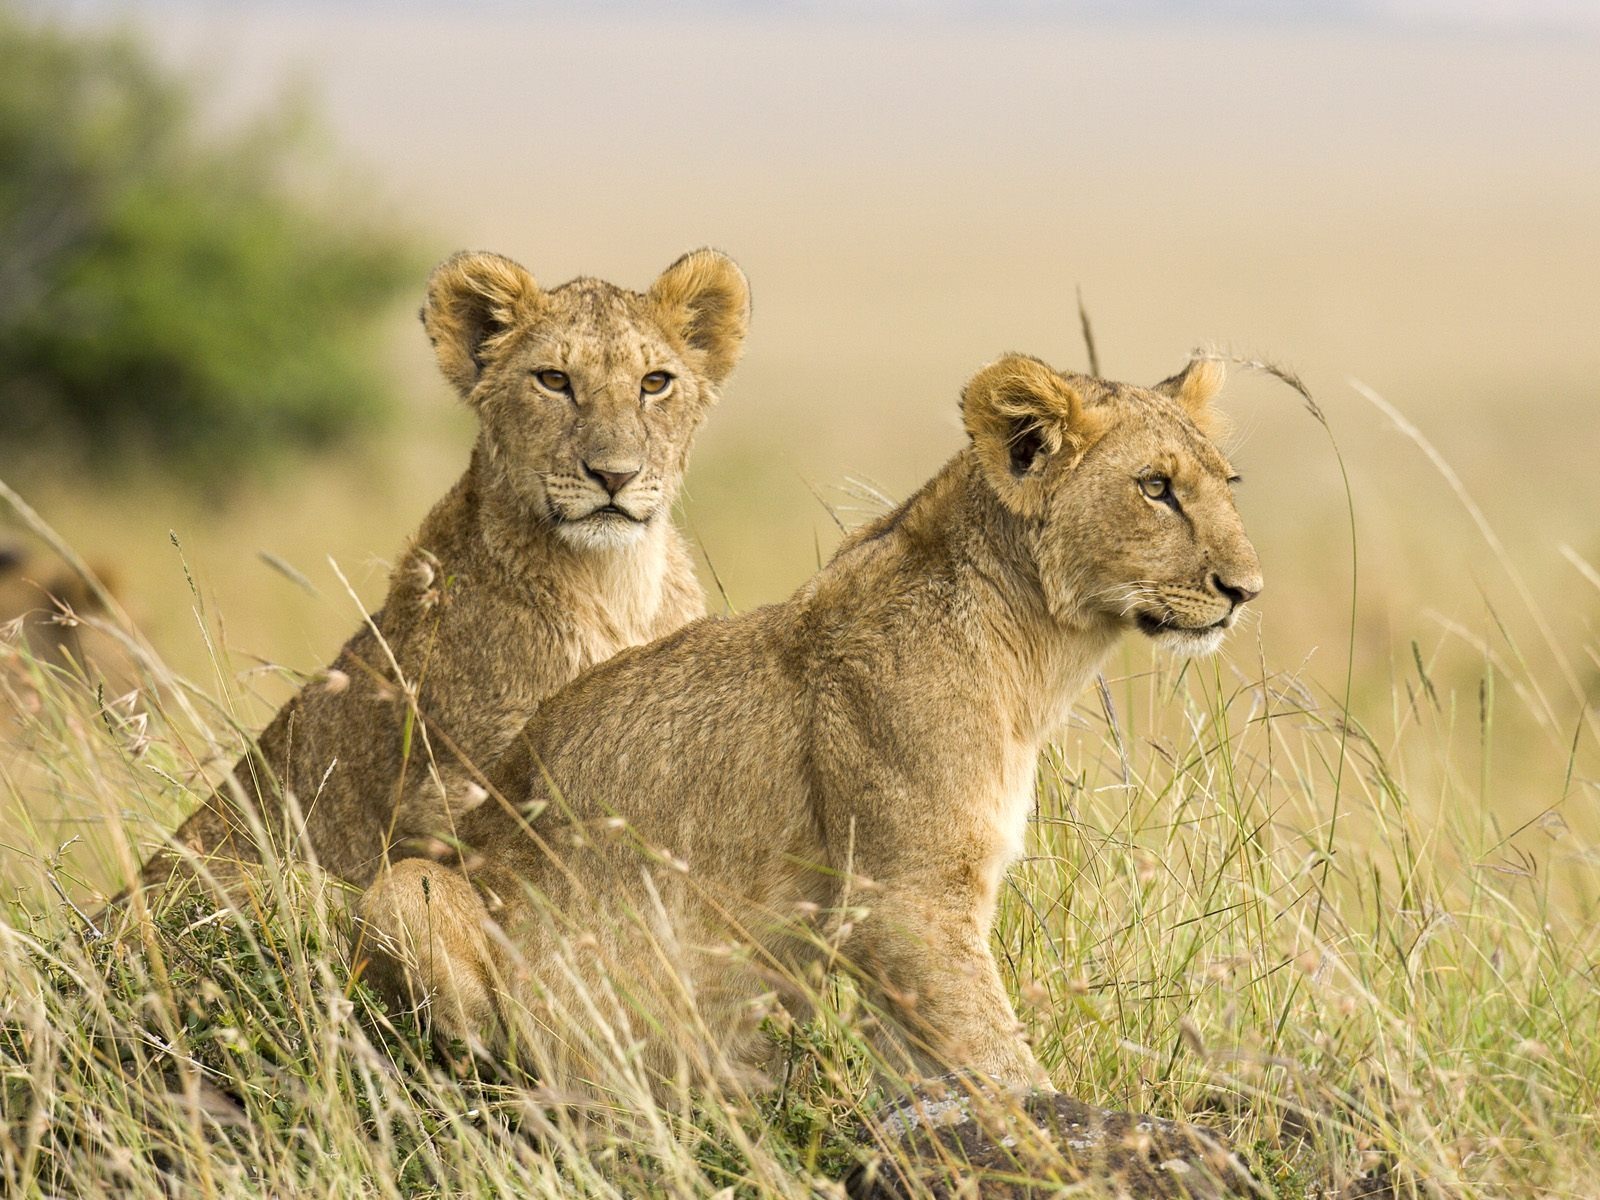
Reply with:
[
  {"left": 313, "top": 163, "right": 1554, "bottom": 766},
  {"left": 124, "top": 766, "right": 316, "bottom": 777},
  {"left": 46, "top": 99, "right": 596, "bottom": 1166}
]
[{"left": 0, "top": 6, "right": 417, "bottom": 483}]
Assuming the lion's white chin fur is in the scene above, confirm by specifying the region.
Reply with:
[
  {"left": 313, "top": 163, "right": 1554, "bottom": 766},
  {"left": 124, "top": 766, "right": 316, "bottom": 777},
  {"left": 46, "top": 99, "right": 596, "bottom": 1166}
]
[
  {"left": 1153, "top": 625, "right": 1227, "bottom": 658},
  {"left": 554, "top": 514, "right": 653, "bottom": 552}
]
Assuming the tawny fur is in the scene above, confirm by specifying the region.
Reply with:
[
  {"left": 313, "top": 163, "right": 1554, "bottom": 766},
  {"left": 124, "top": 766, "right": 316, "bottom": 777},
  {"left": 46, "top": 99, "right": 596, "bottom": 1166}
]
[
  {"left": 133, "top": 248, "right": 750, "bottom": 896},
  {"left": 0, "top": 546, "right": 119, "bottom": 679},
  {"left": 358, "top": 354, "right": 1262, "bottom": 1101}
]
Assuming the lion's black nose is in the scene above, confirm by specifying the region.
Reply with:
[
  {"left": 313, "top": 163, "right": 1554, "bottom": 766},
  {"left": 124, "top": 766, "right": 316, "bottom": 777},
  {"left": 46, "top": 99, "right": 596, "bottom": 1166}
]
[
  {"left": 584, "top": 464, "right": 639, "bottom": 496},
  {"left": 1212, "top": 572, "right": 1262, "bottom": 608}
]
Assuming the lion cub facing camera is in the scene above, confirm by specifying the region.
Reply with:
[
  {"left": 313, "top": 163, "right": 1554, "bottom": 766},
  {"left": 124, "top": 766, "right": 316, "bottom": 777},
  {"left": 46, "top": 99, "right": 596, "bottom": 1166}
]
[
  {"left": 359, "top": 354, "right": 1262, "bottom": 1101},
  {"left": 133, "top": 248, "right": 749, "bottom": 899}
]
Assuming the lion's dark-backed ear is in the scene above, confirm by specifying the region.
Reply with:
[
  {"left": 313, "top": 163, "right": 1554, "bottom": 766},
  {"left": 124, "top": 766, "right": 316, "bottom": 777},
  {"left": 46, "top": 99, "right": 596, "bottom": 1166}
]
[
  {"left": 1153, "top": 356, "right": 1226, "bottom": 436},
  {"left": 647, "top": 249, "right": 750, "bottom": 385},
  {"left": 422, "top": 251, "right": 541, "bottom": 399},
  {"left": 962, "top": 355, "right": 1104, "bottom": 516}
]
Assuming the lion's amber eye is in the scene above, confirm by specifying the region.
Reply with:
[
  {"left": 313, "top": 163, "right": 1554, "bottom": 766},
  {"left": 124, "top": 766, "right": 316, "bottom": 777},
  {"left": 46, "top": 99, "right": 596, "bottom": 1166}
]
[
  {"left": 535, "top": 369, "right": 570, "bottom": 393},
  {"left": 1140, "top": 475, "right": 1172, "bottom": 501},
  {"left": 641, "top": 371, "right": 673, "bottom": 396}
]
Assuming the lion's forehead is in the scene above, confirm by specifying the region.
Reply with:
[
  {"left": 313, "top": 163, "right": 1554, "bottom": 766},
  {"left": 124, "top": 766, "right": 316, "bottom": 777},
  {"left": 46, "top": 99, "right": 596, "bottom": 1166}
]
[
  {"left": 1161, "top": 436, "right": 1234, "bottom": 484},
  {"left": 1098, "top": 391, "right": 1234, "bottom": 481},
  {"left": 524, "top": 280, "right": 676, "bottom": 374}
]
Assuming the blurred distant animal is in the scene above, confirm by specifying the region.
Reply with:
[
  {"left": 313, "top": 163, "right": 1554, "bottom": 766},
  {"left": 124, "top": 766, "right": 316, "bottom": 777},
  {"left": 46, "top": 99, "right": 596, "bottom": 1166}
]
[
  {"left": 131, "top": 247, "right": 750, "bottom": 901},
  {"left": 358, "top": 354, "right": 1263, "bottom": 1102},
  {"left": 0, "top": 542, "right": 119, "bottom": 679}
]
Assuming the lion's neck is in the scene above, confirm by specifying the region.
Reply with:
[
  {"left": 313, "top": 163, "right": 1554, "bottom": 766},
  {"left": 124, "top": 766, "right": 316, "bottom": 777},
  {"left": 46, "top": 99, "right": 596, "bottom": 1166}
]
[
  {"left": 958, "top": 462, "right": 1120, "bottom": 744},
  {"left": 844, "top": 451, "right": 1121, "bottom": 747}
]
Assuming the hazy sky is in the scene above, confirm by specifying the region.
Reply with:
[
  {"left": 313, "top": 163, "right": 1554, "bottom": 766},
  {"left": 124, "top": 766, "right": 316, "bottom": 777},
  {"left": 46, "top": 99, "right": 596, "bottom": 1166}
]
[{"left": 52, "top": 0, "right": 1600, "bottom": 35}]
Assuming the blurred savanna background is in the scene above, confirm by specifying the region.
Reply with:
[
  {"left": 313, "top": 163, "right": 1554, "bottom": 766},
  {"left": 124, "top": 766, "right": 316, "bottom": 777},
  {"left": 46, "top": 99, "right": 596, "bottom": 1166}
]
[{"left": 2, "top": 1, "right": 1599, "bottom": 1195}]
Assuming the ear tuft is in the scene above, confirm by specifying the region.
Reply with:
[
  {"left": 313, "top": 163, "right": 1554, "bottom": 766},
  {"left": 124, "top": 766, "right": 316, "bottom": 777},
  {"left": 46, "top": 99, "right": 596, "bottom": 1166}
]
[
  {"left": 422, "top": 251, "right": 541, "bottom": 399},
  {"left": 1153, "top": 356, "right": 1226, "bottom": 434},
  {"left": 961, "top": 355, "right": 1101, "bottom": 516},
  {"left": 648, "top": 249, "right": 751, "bottom": 385}
]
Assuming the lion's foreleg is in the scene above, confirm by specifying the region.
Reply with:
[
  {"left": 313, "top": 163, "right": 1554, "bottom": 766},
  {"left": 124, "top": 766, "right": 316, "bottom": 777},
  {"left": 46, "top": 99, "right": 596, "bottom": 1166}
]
[
  {"left": 845, "top": 888, "right": 1046, "bottom": 1091},
  {"left": 356, "top": 859, "right": 507, "bottom": 1052}
]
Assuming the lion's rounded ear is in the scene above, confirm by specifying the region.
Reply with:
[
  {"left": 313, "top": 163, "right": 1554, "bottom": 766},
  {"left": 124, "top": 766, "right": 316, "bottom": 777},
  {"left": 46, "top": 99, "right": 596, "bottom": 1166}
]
[
  {"left": 1153, "top": 356, "right": 1226, "bottom": 436},
  {"left": 961, "top": 355, "right": 1103, "bottom": 516},
  {"left": 647, "top": 249, "right": 750, "bottom": 385},
  {"left": 422, "top": 251, "right": 541, "bottom": 399}
]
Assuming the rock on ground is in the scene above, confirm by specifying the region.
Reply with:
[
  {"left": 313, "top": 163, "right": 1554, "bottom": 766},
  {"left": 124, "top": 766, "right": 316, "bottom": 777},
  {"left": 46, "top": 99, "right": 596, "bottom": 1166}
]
[{"left": 847, "top": 1084, "right": 1261, "bottom": 1199}]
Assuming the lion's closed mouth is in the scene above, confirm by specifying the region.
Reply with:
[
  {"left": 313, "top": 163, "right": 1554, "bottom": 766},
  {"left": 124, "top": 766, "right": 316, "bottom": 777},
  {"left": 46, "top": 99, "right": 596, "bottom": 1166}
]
[
  {"left": 1136, "top": 610, "right": 1229, "bottom": 637},
  {"left": 1135, "top": 610, "right": 1176, "bottom": 636}
]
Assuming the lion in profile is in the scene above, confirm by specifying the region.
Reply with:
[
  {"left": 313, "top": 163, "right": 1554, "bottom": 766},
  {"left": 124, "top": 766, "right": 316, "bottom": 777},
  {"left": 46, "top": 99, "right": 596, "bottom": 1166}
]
[
  {"left": 358, "top": 353, "right": 1262, "bottom": 1101},
  {"left": 131, "top": 247, "right": 750, "bottom": 899}
]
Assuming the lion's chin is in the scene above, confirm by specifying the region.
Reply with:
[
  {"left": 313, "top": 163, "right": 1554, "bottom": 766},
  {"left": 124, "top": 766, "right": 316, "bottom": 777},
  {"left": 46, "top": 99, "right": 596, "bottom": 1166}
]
[
  {"left": 554, "top": 510, "right": 653, "bottom": 552},
  {"left": 1151, "top": 625, "right": 1227, "bottom": 658},
  {"left": 1133, "top": 611, "right": 1229, "bottom": 658}
]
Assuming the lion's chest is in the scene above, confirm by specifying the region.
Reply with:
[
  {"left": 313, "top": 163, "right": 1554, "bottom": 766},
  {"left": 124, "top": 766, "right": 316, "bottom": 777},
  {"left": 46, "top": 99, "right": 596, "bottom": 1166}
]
[
  {"left": 556, "top": 553, "right": 668, "bottom": 668},
  {"left": 566, "top": 575, "right": 666, "bottom": 671},
  {"left": 956, "top": 742, "right": 1039, "bottom": 905},
  {"left": 991, "top": 744, "right": 1037, "bottom": 871}
]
